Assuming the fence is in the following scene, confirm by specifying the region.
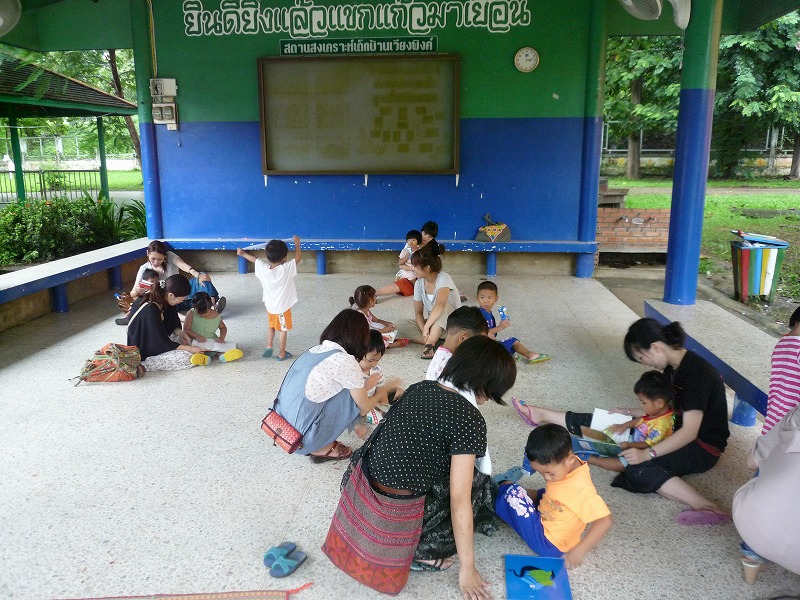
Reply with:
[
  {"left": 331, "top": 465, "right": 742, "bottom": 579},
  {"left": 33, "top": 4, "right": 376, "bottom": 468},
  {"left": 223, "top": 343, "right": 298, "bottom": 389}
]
[{"left": 0, "top": 169, "right": 100, "bottom": 204}]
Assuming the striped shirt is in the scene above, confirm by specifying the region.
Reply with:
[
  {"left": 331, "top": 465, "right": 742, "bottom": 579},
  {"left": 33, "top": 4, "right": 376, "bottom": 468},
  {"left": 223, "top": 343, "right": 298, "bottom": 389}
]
[{"left": 764, "top": 335, "right": 800, "bottom": 434}]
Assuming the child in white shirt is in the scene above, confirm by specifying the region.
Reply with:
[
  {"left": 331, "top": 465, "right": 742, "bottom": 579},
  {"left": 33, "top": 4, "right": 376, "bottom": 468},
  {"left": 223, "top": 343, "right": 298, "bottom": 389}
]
[
  {"left": 426, "top": 306, "right": 489, "bottom": 381},
  {"left": 237, "top": 235, "right": 302, "bottom": 360}
]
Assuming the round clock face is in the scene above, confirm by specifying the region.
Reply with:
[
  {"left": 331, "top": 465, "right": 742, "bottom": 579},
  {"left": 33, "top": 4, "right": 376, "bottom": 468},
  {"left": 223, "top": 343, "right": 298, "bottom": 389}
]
[{"left": 514, "top": 47, "right": 540, "bottom": 73}]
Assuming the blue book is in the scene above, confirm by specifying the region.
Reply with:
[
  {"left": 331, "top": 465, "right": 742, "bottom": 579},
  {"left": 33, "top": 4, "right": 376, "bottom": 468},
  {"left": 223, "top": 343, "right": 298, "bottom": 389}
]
[{"left": 505, "top": 554, "right": 572, "bottom": 599}]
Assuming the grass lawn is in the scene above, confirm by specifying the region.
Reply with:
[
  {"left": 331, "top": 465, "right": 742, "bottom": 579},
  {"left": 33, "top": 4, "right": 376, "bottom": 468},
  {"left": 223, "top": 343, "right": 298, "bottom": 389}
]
[
  {"left": 609, "top": 176, "right": 800, "bottom": 189},
  {"left": 107, "top": 170, "right": 143, "bottom": 191},
  {"left": 625, "top": 189, "right": 800, "bottom": 301}
]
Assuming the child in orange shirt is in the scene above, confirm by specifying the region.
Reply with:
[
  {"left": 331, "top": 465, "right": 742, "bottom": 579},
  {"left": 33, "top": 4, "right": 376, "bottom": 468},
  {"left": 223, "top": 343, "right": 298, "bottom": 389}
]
[{"left": 495, "top": 424, "right": 613, "bottom": 568}]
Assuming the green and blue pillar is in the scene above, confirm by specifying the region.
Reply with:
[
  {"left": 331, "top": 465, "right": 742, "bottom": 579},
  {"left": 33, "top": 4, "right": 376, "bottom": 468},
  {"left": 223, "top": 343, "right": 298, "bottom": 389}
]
[
  {"left": 130, "top": 0, "right": 163, "bottom": 239},
  {"left": 575, "top": 0, "right": 607, "bottom": 278},
  {"left": 663, "top": 0, "right": 724, "bottom": 304}
]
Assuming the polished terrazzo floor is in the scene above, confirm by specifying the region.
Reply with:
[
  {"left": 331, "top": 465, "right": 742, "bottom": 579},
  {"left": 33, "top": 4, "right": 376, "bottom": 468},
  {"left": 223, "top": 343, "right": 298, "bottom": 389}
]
[{"left": 1, "top": 271, "right": 798, "bottom": 600}]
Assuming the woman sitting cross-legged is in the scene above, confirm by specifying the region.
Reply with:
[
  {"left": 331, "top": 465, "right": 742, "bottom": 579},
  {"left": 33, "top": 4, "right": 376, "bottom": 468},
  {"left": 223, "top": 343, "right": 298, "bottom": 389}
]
[
  {"left": 273, "top": 309, "right": 385, "bottom": 463},
  {"left": 323, "top": 336, "right": 516, "bottom": 599},
  {"left": 126, "top": 274, "right": 207, "bottom": 371}
]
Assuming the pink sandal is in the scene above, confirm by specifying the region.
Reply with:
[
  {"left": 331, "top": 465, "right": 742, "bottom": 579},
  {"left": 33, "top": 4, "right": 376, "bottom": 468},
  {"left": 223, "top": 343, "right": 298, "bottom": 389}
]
[{"left": 512, "top": 397, "right": 539, "bottom": 428}]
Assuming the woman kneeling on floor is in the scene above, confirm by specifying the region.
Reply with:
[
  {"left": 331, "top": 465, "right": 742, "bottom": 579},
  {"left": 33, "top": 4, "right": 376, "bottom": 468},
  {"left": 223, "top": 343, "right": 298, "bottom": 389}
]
[
  {"left": 126, "top": 274, "right": 207, "bottom": 371},
  {"left": 273, "top": 309, "right": 385, "bottom": 463},
  {"left": 323, "top": 336, "right": 516, "bottom": 599}
]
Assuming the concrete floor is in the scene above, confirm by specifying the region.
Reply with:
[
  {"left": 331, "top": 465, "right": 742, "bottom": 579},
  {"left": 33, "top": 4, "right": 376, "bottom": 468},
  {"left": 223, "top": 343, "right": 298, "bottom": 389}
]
[{"left": 1, "top": 271, "right": 799, "bottom": 600}]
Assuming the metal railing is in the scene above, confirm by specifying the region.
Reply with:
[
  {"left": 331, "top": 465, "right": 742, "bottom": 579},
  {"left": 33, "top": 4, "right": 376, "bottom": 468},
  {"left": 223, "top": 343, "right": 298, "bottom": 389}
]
[{"left": 0, "top": 169, "right": 101, "bottom": 204}]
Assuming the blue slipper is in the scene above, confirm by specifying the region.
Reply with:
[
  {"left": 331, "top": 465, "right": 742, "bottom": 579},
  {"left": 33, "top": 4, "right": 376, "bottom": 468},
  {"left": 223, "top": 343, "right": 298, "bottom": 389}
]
[
  {"left": 492, "top": 465, "right": 527, "bottom": 485},
  {"left": 263, "top": 542, "right": 297, "bottom": 568},
  {"left": 269, "top": 550, "right": 307, "bottom": 578},
  {"left": 274, "top": 351, "right": 293, "bottom": 362},
  {"left": 262, "top": 348, "right": 273, "bottom": 358}
]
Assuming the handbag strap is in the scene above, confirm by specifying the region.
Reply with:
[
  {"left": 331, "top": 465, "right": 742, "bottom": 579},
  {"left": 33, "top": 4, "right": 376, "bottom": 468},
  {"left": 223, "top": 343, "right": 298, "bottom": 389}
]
[
  {"left": 483, "top": 213, "right": 497, "bottom": 226},
  {"left": 127, "top": 301, "right": 150, "bottom": 328}
]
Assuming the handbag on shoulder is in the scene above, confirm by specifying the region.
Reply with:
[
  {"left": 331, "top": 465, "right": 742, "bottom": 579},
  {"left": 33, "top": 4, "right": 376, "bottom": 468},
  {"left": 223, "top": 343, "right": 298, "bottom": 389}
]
[
  {"left": 475, "top": 213, "right": 511, "bottom": 242},
  {"left": 261, "top": 408, "right": 303, "bottom": 453}
]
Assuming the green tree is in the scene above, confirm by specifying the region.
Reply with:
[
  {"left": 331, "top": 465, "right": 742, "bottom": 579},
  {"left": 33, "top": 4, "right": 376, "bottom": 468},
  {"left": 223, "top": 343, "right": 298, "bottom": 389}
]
[
  {"left": 714, "top": 11, "right": 800, "bottom": 178},
  {"left": 604, "top": 36, "right": 683, "bottom": 179}
]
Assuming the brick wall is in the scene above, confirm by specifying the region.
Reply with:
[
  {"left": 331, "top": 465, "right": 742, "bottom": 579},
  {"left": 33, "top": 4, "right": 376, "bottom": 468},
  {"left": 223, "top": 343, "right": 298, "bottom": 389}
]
[{"left": 596, "top": 208, "right": 671, "bottom": 252}]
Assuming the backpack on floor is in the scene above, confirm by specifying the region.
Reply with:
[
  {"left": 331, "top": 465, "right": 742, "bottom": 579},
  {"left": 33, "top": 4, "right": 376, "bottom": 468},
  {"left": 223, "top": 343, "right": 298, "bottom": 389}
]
[{"left": 74, "top": 343, "right": 142, "bottom": 385}]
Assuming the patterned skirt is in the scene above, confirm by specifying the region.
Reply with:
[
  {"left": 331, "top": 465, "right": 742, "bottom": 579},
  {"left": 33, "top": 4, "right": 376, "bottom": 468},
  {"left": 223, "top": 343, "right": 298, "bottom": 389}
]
[{"left": 323, "top": 462, "right": 424, "bottom": 596}]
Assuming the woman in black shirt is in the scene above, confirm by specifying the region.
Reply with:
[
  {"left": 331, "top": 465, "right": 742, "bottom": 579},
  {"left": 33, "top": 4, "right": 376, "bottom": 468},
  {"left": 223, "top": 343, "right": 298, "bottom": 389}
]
[
  {"left": 328, "top": 336, "right": 516, "bottom": 599},
  {"left": 127, "top": 274, "right": 205, "bottom": 371},
  {"left": 515, "top": 318, "right": 731, "bottom": 525}
]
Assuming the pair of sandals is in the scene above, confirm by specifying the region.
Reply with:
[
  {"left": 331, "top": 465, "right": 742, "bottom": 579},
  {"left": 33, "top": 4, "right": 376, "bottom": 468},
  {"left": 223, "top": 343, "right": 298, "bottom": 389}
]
[
  {"left": 309, "top": 440, "right": 352, "bottom": 464},
  {"left": 263, "top": 542, "right": 307, "bottom": 578}
]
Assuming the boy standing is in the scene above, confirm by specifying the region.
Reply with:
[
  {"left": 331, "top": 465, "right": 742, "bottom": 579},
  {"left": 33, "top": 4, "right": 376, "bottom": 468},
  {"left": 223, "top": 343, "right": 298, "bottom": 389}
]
[
  {"left": 237, "top": 235, "right": 301, "bottom": 360},
  {"left": 495, "top": 424, "right": 612, "bottom": 568},
  {"left": 476, "top": 281, "right": 551, "bottom": 364},
  {"left": 425, "top": 306, "right": 488, "bottom": 381}
]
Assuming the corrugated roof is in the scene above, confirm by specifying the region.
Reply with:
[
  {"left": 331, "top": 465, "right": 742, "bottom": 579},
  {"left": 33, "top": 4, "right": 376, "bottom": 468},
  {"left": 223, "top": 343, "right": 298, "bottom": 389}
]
[{"left": 0, "top": 54, "right": 137, "bottom": 117}]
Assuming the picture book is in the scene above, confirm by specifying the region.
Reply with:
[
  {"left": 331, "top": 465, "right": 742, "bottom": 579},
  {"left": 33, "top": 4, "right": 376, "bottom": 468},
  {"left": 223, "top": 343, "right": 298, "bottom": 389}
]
[
  {"left": 191, "top": 339, "right": 237, "bottom": 353},
  {"left": 590, "top": 408, "right": 631, "bottom": 444},
  {"left": 505, "top": 554, "right": 572, "bottom": 600},
  {"left": 381, "top": 329, "right": 398, "bottom": 344},
  {"left": 571, "top": 431, "right": 622, "bottom": 457}
]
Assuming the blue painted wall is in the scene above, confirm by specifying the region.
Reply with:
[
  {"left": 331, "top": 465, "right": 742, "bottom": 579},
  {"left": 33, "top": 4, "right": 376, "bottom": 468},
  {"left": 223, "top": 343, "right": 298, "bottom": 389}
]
[{"left": 157, "top": 117, "right": 585, "bottom": 241}]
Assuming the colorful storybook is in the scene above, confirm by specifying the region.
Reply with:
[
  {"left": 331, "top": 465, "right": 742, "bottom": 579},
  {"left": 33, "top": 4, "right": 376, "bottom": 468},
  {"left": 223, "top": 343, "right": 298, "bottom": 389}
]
[
  {"left": 505, "top": 554, "right": 572, "bottom": 600},
  {"left": 570, "top": 408, "right": 631, "bottom": 458}
]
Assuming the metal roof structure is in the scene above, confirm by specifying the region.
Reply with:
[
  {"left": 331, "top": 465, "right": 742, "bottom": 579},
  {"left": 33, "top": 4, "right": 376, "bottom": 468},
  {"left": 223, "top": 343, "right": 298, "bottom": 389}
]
[{"left": 0, "top": 54, "right": 136, "bottom": 117}]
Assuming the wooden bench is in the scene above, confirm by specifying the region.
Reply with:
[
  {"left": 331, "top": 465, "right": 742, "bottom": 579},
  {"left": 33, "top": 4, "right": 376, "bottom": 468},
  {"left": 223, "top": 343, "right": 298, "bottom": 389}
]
[
  {"left": 644, "top": 298, "right": 777, "bottom": 417},
  {"left": 169, "top": 239, "right": 598, "bottom": 277},
  {"left": 0, "top": 238, "right": 150, "bottom": 312}
]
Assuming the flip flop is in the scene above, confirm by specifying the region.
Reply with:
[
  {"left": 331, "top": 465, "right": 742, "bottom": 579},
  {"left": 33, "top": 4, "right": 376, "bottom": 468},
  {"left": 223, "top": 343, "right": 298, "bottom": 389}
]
[
  {"left": 269, "top": 550, "right": 307, "bottom": 578},
  {"left": 410, "top": 557, "right": 454, "bottom": 572},
  {"left": 492, "top": 465, "right": 527, "bottom": 485},
  {"left": 191, "top": 353, "right": 210, "bottom": 366},
  {"left": 263, "top": 542, "right": 297, "bottom": 568},
  {"left": 262, "top": 348, "right": 273, "bottom": 358},
  {"left": 674, "top": 508, "right": 731, "bottom": 526},
  {"left": 526, "top": 353, "right": 552, "bottom": 364},
  {"left": 274, "top": 351, "right": 294, "bottom": 361},
  {"left": 421, "top": 344, "right": 435, "bottom": 359},
  {"left": 309, "top": 441, "right": 352, "bottom": 464},
  {"left": 219, "top": 348, "right": 243, "bottom": 363},
  {"left": 512, "top": 397, "right": 539, "bottom": 428},
  {"left": 392, "top": 338, "right": 410, "bottom": 348}
]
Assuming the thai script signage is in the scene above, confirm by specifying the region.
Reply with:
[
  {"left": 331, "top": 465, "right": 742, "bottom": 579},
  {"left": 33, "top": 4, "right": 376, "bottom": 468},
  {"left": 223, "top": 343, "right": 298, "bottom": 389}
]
[
  {"left": 280, "top": 36, "right": 437, "bottom": 54},
  {"left": 183, "top": 0, "right": 531, "bottom": 38}
]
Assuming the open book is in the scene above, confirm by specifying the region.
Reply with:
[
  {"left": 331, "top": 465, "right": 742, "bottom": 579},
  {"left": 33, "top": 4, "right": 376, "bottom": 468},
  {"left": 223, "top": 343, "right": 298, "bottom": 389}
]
[
  {"left": 191, "top": 339, "right": 237, "bottom": 353},
  {"left": 570, "top": 408, "right": 632, "bottom": 458}
]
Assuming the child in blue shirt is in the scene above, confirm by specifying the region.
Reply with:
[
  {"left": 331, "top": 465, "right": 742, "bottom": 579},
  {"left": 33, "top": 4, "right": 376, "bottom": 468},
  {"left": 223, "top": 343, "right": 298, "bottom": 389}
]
[{"left": 477, "top": 281, "right": 551, "bottom": 364}]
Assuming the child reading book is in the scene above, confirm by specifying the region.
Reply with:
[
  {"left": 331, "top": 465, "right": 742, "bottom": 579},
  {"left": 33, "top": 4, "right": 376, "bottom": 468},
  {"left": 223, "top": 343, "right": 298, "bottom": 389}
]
[
  {"left": 579, "top": 371, "right": 675, "bottom": 472},
  {"left": 353, "top": 330, "right": 404, "bottom": 438},
  {"left": 495, "top": 424, "right": 613, "bottom": 568},
  {"left": 183, "top": 292, "right": 243, "bottom": 363},
  {"left": 425, "top": 306, "right": 488, "bottom": 381}
]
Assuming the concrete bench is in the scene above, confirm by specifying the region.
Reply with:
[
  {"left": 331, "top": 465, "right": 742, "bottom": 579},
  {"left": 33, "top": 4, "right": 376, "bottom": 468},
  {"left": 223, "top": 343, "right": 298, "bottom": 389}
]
[
  {"left": 644, "top": 298, "right": 777, "bottom": 416},
  {"left": 0, "top": 237, "right": 150, "bottom": 312},
  {"left": 169, "top": 239, "right": 597, "bottom": 277}
]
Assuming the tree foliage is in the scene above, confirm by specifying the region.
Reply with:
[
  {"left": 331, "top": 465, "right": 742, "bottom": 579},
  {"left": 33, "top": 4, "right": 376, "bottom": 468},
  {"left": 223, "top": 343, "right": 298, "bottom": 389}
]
[
  {"left": 604, "top": 36, "right": 683, "bottom": 139},
  {"left": 0, "top": 46, "right": 139, "bottom": 162},
  {"left": 713, "top": 11, "right": 800, "bottom": 177}
]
